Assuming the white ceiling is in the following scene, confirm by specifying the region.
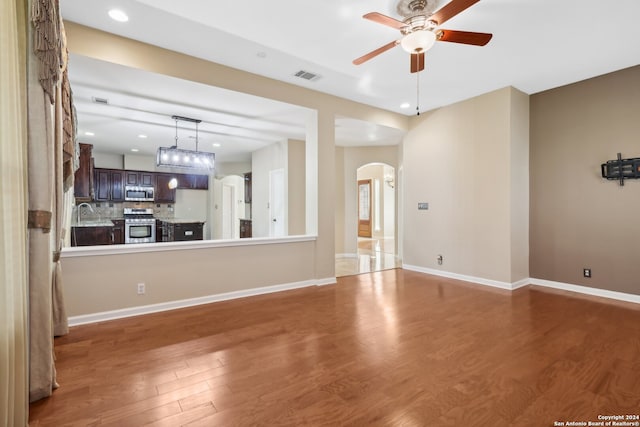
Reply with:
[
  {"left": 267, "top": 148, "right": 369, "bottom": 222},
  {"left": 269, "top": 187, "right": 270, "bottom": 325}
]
[{"left": 61, "top": 0, "right": 640, "bottom": 160}]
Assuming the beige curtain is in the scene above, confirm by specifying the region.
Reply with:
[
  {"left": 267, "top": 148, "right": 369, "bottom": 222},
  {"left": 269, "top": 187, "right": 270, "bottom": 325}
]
[
  {"left": 28, "top": 0, "right": 71, "bottom": 402},
  {"left": 0, "top": 0, "right": 30, "bottom": 425}
]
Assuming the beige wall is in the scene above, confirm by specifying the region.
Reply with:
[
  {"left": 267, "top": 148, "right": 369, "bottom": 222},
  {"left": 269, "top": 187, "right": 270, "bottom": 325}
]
[
  {"left": 334, "top": 145, "right": 399, "bottom": 255},
  {"left": 62, "top": 22, "right": 408, "bottom": 317},
  {"left": 63, "top": 241, "right": 316, "bottom": 316},
  {"left": 335, "top": 147, "right": 346, "bottom": 254},
  {"left": 93, "top": 152, "right": 124, "bottom": 169},
  {"left": 402, "top": 87, "right": 529, "bottom": 284},
  {"left": 124, "top": 153, "right": 156, "bottom": 171},
  {"left": 288, "top": 139, "right": 306, "bottom": 235},
  {"left": 530, "top": 65, "right": 640, "bottom": 295},
  {"left": 510, "top": 89, "right": 530, "bottom": 281}
]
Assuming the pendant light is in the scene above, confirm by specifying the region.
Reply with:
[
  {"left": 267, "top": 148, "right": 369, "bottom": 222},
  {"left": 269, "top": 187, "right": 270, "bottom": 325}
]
[{"left": 156, "top": 115, "right": 215, "bottom": 171}]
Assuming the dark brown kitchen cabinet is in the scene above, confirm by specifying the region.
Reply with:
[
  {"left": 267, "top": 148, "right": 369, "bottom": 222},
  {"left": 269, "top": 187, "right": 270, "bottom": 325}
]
[
  {"left": 167, "top": 222, "right": 204, "bottom": 241},
  {"left": 71, "top": 226, "right": 115, "bottom": 246},
  {"left": 74, "top": 143, "right": 93, "bottom": 203},
  {"left": 192, "top": 174, "right": 209, "bottom": 189},
  {"left": 155, "top": 173, "right": 176, "bottom": 203},
  {"left": 125, "top": 171, "right": 154, "bottom": 187},
  {"left": 94, "top": 168, "right": 124, "bottom": 202},
  {"left": 112, "top": 171, "right": 124, "bottom": 200},
  {"left": 94, "top": 169, "right": 109, "bottom": 201},
  {"left": 177, "top": 174, "right": 209, "bottom": 190},
  {"left": 155, "top": 219, "right": 166, "bottom": 242},
  {"left": 157, "top": 220, "right": 204, "bottom": 242},
  {"left": 240, "top": 219, "right": 252, "bottom": 238},
  {"left": 112, "top": 219, "right": 125, "bottom": 244}
]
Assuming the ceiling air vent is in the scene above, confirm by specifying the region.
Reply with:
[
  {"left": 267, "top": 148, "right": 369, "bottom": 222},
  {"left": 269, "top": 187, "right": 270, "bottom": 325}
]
[
  {"left": 293, "top": 70, "right": 321, "bottom": 82},
  {"left": 92, "top": 96, "right": 109, "bottom": 105}
]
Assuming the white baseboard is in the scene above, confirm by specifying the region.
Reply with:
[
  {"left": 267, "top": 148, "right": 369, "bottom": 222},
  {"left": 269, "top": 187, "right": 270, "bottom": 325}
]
[
  {"left": 403, "top": 264, "right": 525, "bottom": 290},
  {"left": 335, "top": 253, "right": 358, "bottom": 259},
  {"left": 69, "top": 277, "right": 336, "bottom": 327},
  {"left": 529, "top": 277, "right": 640, "bottom": 305},
  {"left": 69, "top": 272, "right": 639, "bottom": 328},
  {"left": 511, "top": 278, "right": 530, "bottom": 290},
  {"left": 315, "top": 277, "right": 337, "bottom": 286},
  {"left": 402, "top": 264, "right": 640, "bottom": 305}
]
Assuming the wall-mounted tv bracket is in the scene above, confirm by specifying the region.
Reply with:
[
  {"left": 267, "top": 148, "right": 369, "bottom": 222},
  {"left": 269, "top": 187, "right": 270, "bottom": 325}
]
[{"left": 601, "top": 153, "right": 640, "bottom": 186}]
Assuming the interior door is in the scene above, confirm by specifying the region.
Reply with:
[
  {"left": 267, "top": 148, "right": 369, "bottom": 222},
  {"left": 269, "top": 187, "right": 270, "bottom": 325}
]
[
  {"left": 269, "top": 168, "right": 285, "bottom": 237},
  {"left": 358, "top": 179, "right": 372, "bottom": 238},
  {"left": 221, "top": 184, "right": 235, "bottom": 239}
]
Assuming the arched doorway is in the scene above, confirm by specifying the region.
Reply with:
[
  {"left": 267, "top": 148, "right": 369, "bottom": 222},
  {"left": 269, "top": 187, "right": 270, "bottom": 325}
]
[{"left": 336, "top": 162, "right": 400, "bottom": 276}]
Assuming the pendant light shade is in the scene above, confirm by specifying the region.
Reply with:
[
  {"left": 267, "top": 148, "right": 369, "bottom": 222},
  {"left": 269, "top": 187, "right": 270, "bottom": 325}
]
[
  {"left": 157, "top": 146, "right": 214, "bottom": 170},
  {"left": 156, "top": 115, "right": 215, "bottom": 172}
]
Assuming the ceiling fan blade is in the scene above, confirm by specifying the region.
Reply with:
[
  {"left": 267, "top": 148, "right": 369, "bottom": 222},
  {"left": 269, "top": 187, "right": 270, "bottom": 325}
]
[
  {"left": 363, "top": 12, "right": 407, "bottom": 30},
  {"left": 353, "top": 40, "right": 399, "bottom": 65},
  {"left": 410, "top": 52, "right": 425, "bottom": 73},
  {"left": 438, "top": 29, "right": 492, "bottom": 46},
  {"left": 430, "top": 0, "right": 481, "bottom": 26}
]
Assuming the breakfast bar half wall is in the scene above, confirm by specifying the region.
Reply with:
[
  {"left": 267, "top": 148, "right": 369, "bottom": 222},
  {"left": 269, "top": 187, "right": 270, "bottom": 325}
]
[{"left": 61, "top": 236, "right": 334, "bottom": 324}]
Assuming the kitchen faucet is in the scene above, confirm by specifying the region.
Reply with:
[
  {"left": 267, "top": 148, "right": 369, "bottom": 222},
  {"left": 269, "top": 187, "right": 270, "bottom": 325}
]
[{"left": 76, "top": 202, "right": 94, "bottom": 224}]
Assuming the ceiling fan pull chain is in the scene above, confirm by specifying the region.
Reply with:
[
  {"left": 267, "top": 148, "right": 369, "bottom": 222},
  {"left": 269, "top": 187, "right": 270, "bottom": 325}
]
[
  {"left": 174, "top": 117, "right": 179, "bottom": 148},
  {"left": 195, "top": 121, "right": 199, "bottom": 152},
  {"left": 416, "top": 70, "right": 420, "bottom": 116}
]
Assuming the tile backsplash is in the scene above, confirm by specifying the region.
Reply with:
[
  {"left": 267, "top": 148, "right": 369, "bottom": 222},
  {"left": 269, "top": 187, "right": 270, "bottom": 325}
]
[
  {"left": 73, "top": 202, "right": 175, "bottom": 222},
  {"left": 153, "top": 203, "right": 175, "bottom": 218},
  {"left": 73, "top": 202, "right": 123, "bottom": 222}
]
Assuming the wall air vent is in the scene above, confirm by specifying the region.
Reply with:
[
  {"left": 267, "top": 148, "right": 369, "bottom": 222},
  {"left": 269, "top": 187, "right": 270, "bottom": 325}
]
[
  {"left": 92, "top": 96, "right": 109, "bottom": 105},
  {"left": 293, "top": 70, "right": 321, "bottom": 82}
]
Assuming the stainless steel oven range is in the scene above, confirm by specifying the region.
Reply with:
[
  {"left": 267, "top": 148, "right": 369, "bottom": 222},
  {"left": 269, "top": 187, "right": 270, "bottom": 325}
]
[{"left": 124, "top": 208, "right": 156, "bottom": 244}]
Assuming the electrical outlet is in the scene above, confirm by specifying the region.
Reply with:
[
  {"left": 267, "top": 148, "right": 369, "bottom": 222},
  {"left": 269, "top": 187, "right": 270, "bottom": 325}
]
[
  {"left": 583, "top": 268, "right": 591, "bottom": 278},
  {"left": 137, "top": 283, "right": 145, "bottom": 295},
  {"left": 437, "top": 255, "right": 443, "bottom": 265}
]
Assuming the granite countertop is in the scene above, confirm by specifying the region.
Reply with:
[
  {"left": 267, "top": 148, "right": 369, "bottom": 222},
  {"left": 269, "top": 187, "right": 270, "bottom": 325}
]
[
  {"left": 156, "top": 218, "right": 205, "bottom": 224},
  {"left": 72, "top": 220, "right": 115, "bottom": 227}
]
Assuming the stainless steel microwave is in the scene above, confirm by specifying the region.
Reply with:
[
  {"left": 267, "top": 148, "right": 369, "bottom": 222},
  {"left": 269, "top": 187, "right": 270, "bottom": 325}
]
[{"left": 124, "top": 185, "right": 154, "bottom": 202}]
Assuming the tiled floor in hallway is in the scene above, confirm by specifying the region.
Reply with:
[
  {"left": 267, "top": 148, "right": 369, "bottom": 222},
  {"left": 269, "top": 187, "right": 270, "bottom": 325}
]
[{"left": 335, "top": 237, "right": 401, "bottom": 277}]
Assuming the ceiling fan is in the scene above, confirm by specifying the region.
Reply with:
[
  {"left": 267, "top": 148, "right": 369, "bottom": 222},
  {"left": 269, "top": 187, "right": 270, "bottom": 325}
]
[{"left": 353, "top": 0, "right": 493, "bottom": 73}]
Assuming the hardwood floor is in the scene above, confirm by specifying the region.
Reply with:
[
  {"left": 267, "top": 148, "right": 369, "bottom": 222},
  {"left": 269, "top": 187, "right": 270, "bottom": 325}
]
[{"left": 30, "top": 269, "right": 640, "bottom": 426}]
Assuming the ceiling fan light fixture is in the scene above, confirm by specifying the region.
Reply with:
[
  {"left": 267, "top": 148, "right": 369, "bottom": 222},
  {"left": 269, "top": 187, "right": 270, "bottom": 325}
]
[{"left": 401, "top": 30, "right": 436, "bottom": 53}]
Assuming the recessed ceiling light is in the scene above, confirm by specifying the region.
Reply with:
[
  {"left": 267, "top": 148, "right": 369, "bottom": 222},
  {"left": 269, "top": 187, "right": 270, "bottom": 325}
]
[
  {"left": 212, "top": 143, "right": 221, "bottom": 148},
  {"left": 400, "top": 102, "right": 411, "bottom": 109},
  {"left": 138, "top": 134, "right": 147, "bottom": 139},
  {"left": 131, "top": 148, "right": 139, "bottom": 152},
  {"left": 84, "top": 131, "right": 94, "bottom": 136},
  {"left": 108, "top": 9, "right": 129, "bottom": 22}
]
